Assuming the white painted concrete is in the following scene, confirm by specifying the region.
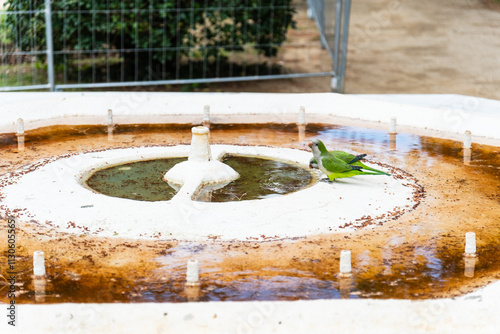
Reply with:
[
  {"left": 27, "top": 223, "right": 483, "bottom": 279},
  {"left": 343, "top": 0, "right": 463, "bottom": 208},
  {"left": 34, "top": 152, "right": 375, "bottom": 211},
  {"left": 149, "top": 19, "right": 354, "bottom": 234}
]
[
  {"left": 1, "top": 145, "right": 409, "bottom": 241},
  {"left": 165, "top": 126, "right": 240, "bottom": 202},
  {"left": 1, "top": 92, "right": 499, "bottom": 144}
]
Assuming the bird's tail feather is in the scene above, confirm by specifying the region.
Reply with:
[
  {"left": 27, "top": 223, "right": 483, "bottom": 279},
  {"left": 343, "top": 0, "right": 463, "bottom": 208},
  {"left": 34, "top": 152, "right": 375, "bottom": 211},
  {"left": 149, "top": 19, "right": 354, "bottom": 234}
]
[
  {"left": 363, "top": 166, "right": 390, "bottom": 176},
  {"left": 348, "top": 154, "right": 367, "bottom": 164}
]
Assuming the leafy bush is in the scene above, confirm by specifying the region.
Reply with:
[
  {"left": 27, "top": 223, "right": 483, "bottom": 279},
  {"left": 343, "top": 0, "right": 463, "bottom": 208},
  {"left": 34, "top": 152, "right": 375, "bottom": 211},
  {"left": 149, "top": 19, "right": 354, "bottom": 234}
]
[{"left": 5, "top": 0, "right": 295, "bottom": 81}]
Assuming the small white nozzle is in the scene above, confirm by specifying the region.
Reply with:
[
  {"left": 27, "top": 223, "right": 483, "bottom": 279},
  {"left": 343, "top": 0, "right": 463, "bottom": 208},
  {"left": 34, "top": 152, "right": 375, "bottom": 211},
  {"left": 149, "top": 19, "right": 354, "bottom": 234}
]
[
  {"left": 186, "top": 259, "right": 199, "bottom": 286},
  {"left": 16, "top": 118, "right": 25, "bottom": 135},
  {"left": 465, "top": 232, "right": 476, "bottom": 257},
  {"left": 339, "top": 250, "right": 352, "bottom": 277},
  {"left": 389, "top": 117, "right": 397, "bottom": 134},
  {"left": 203, "top": 105, "right": 210, "bottom": 122},
  {"left": 464, "top": 130, "right": 472, "bottom": 149},
  {"left": 107, "top": 109, "right": 113, "bottom": 126},
  {"left": 33, "top": 251, "right": 46, "bottom": 277},
  {"left": 298, "top": 106, "right": 306, "bottom": 125},
  {"left": 189, "top": 126, "right": 212, "bottom": 162}
]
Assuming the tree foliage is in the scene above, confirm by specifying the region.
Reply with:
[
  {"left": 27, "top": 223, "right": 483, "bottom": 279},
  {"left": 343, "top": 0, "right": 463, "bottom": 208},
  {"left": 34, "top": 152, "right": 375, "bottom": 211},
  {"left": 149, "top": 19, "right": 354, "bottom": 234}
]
[{"left": 5, "top": 0, "right": 295, "bottom": 80}]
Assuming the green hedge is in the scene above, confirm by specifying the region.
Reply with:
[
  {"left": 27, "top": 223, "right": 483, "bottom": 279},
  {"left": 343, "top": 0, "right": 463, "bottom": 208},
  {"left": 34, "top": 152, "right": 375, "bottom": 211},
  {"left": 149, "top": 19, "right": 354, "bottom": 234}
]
[{"left": 5, "top": 0, "right": 295, "bottom": 81}]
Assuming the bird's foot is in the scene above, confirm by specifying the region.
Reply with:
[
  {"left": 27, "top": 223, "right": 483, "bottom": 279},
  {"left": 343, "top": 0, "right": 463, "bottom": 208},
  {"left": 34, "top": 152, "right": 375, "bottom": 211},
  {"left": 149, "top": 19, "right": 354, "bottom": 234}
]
[{"left": 320, "top": 178, "right": 335, "bottom": 183}]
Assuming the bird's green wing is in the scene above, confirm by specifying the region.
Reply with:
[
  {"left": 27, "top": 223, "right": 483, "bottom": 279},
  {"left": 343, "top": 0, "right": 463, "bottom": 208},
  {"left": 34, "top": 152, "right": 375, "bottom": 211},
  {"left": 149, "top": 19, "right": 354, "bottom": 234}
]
[
  {"left": 311, "top": 151, "right": 390, "bottom": 176},
  {"left": 332, "top": 150, "right": 390, "bottom": 175},
  {"left": 347, "top": 154, "right": 367, "bottom": 164},
  {"left": 331, "top": 151, "right": 357, "bottom": 163},
  {"left": 321, "top": 156, "right": 354, "bottom": 173}
]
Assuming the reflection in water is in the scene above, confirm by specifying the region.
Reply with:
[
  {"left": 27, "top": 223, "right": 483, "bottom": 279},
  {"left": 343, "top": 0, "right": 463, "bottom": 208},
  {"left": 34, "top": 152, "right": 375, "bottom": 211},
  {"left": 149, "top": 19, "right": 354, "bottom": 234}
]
[
  {"left": 415, "top": 246, "right": 443, "bottom": 279},
  {"left": 107, "top": 125, "right": 114, "bottom": 142},
  {"left": 339, "top": 277, "right": 352, "bottom": 299},
  {"left": 204, "top": 276, "right": 345, "bottom": 302},
  {"left": 34, "top": 277, "right": 47, "bottom": 303},
  {"left": 382, "top": 247, "right": 394, "bottom": 276},
  {"left": 185, "top": 285, "right": 201, "bottom": 302},
  {"left": 464, "top": 257, "right": 477, "bottom": 278},
  {"left": 17, "top": 134, "right": 25, "bottom": 151},
  {"left": 314, "top": 124, "right": 421, "bottom": 155},
  {"left": 389, "top": 133, "right": 397, "bottom": 151},
  {"left": 463, "top": 148, "right": 471, "bottom": 165},
  {"left": 298, "top": 124, "right": 306, "bottom": 142}
]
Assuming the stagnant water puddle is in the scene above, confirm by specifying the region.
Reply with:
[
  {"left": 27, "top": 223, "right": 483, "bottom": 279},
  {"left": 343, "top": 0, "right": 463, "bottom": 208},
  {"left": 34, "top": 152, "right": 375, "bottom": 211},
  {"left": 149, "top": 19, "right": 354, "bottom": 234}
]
[
  {"left": 85, "top": 156, "right": 314, "bottom": 202},
  {"left": 0, "top": 123, "right": 499, "bottom": 303}
]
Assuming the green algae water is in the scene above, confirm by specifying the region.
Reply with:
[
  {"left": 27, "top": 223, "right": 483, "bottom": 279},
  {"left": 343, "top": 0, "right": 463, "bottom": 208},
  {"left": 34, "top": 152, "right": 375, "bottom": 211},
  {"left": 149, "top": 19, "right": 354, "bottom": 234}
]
[
  {"left": 85, "top": 158, "right": 185, "bottom": 201},
  {"left": 85, "top": 155, "right": 314, "bottom": 202},
  {"left": 212, "top": 155, "right": 314, "bottom": 202}
]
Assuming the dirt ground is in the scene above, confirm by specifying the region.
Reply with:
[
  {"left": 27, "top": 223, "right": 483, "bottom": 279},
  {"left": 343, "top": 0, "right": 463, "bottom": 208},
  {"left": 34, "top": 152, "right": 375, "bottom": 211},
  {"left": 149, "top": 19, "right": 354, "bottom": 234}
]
[
  {"left": 345, "top": 0, "right": 500, "bottom": 99},
  {"left": 157, "top": 0, "right": 500, "bottom": 100}
]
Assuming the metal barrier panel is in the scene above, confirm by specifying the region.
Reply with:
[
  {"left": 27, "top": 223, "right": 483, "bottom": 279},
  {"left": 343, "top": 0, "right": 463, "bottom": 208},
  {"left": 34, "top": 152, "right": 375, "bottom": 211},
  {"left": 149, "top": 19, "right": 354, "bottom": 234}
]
[
  {"left": 308, "top": 0, "right": 351, "bottom": 92},
  {"left": 0, "top": 0, "right": 50, "bottom": 91},
  {"left": 0, "top": 0, "right": 350, "bottom": 92}
]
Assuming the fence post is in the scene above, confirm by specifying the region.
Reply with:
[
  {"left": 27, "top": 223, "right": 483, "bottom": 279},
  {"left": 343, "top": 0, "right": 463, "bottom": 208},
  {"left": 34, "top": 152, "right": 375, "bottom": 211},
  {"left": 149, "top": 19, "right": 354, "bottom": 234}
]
[
  {"left": 44, "top": 0, "right": 55, "bottom": 91},
  {"left": 338, "top": 0, "right": 351, "bottom": 93},
  {"left": 332, "top": 0, "right": 343, "bottom": 92},
  {"left": 318, "top": 0, "right": 325, "bottom": 49}
]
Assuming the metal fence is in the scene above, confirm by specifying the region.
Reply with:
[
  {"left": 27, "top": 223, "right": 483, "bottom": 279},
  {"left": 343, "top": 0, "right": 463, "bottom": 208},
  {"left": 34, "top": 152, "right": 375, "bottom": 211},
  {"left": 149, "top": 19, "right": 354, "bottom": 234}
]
[
  {"left": 308, "top": 0, "right": 351, "bottom": 92},
  {"left": 0, "top": 0, "right": 350, "bottom": 92}
]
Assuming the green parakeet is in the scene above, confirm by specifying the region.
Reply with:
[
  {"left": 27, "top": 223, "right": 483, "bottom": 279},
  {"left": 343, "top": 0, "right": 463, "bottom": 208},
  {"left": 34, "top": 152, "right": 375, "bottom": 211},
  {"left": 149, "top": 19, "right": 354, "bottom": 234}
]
[
  {"left": 309, "top": 149, "right": 390, "bottom": 176},
  {"left": 308, "top": 139, "right": 389, "bottom": 181}
]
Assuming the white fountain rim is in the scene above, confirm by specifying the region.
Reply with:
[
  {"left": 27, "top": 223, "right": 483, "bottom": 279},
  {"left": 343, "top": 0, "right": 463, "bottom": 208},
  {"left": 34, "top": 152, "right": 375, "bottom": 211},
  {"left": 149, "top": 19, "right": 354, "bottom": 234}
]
[{"left": 1, "top": 144, "right": 419, "bottom": 241}]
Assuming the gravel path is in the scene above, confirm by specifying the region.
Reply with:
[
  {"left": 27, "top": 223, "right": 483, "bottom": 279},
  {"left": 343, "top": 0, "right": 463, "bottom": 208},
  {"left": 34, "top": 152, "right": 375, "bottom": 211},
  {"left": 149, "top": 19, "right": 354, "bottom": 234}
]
[{"left": 346, "top": 0, "right": 500, "bottom": 99}]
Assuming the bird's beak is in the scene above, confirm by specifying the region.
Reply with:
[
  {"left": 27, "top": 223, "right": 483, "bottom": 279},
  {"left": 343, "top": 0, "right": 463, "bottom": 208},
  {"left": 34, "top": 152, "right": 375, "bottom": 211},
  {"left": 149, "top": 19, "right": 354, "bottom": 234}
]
[{"left": 308, "top": 142, "right": 313, "bottom": 148}]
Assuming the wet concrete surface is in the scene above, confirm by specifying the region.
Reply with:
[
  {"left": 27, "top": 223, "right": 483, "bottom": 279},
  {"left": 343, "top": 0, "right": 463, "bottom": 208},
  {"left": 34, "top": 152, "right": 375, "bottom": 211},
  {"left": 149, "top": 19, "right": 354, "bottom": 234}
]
[{"left": 0, "top": 123, "right": 499, "bottom": 303}]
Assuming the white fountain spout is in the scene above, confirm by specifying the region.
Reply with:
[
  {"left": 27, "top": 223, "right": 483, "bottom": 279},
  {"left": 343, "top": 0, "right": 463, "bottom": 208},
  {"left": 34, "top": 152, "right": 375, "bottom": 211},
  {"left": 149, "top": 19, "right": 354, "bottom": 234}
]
[
  {"left": 189, "top": 126, "right": 212, "bottom": 162},
  {"left": 164, "top": 126, "right": 239, "bottom": 202}
]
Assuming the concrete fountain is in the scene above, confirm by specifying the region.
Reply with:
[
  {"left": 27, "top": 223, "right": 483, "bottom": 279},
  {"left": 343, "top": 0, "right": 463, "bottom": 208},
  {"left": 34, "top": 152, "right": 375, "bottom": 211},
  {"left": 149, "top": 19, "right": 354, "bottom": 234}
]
[
  {"left": 164, "top": 126, "right": 239, "bottom": 202},
  {"left": 0, "top": 92, "right": 500, "bottom": 333}
]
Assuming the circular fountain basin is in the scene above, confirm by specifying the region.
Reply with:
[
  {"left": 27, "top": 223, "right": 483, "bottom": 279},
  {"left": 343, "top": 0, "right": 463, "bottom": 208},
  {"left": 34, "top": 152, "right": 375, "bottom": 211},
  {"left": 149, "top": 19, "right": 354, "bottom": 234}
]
[
  {"left": 84, "top": 156, "right": 314, "bottom": 202},
  {"left": 1, "top": 92, "right": 500, "bottom": 334},
  {"left": 1, "top": 144, "right": 419, "bottom": 241}
]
